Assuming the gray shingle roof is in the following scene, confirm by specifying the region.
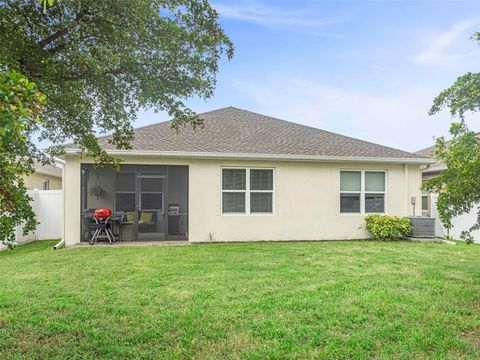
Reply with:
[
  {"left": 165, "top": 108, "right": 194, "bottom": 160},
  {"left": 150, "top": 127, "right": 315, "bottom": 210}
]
[
  {"left": 415, "top": 132, "right": 480, "bottom": 158},
  {"left": 33, "top": 162, "right": 62, "bottom": 177},
  {"left": 415, "top": 132, "right": 480, "bottom": 173},
  {"left": 67, "top": 107, "right": 424, "bottom": 159}
]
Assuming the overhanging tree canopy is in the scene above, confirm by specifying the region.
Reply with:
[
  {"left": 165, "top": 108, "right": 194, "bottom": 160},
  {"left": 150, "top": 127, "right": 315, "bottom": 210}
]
[{"left": 0, "top": 0, "right": 234, "bottom": 163}]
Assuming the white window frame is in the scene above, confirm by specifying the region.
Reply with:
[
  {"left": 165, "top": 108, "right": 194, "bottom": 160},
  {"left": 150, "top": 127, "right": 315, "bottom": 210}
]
[
  {"left": 340, "top": 170, "right": 387, "bottom": 215},
  {"left": 221, "top": 167, "right": 275, "bottom": 216},
  {"left": 42, "top": 179, "right": 50, "bottom": 190},
  {"left": 421, "top": 192, "right": 429, "bottom": 212}
]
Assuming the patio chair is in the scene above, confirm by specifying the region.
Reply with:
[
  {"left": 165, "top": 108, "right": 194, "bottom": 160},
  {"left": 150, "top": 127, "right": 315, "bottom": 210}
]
[{"left": 81, "top": 210, "right": 95, "bottom": 241}]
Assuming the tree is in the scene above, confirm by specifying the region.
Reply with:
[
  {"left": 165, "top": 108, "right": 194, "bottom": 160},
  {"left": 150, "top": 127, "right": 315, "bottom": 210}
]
[
  {"left": 0, "top": 0, "right": 233, "bottom": 162},
  {"left": 0, "top": 70, "right": 46, "bottom": 247},
  {"left": 422, "top": 123, "right": 480, "bottom": 242},
  {"left": 0, "top": 0, "right": 233, "bottom": 243},
  {"left": 424, "top": 35, "right": 480, "bottom": 242}
]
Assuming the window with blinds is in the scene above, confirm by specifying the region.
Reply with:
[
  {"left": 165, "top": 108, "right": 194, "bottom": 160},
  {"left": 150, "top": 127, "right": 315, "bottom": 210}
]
[
  {"left": 222, "top": 168, "right": 274, "bottom": 214},
  {"left": 340, "top": 170, "right": 386, "bottom": 214}
]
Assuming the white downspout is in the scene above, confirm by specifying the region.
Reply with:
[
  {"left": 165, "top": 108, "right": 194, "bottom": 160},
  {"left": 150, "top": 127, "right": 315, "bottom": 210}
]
[
  {"left": 54, "top": 162, "right": 65, "bottom": 250},
  {"left": 404, "top": 164, "right": 409, "bottom": 216}
]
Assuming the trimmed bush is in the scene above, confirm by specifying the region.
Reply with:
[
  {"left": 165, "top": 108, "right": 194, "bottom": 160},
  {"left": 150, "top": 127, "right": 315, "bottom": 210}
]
[{"left": 365, "top": 215, "right": 412, "bottom": 241}]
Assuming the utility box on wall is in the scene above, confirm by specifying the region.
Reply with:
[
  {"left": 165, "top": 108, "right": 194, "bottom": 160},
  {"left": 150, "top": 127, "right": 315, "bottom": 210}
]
[{"left": 408, "top": 216, "right": 435, "bottom": 238}]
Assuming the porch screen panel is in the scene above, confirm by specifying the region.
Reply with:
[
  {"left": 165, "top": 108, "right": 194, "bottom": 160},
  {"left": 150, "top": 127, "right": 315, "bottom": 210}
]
[
  {"left": 140, "top": 177, "right": 164, "bottom": 211},
  {"left": 116, "top": 172, "right": 135, "bottom": 191},
  {"left": 80, "top": 164, "right": 114, "bottom": 242},
  {"left": 115, "top": 172, "right": 135, "bottom": 214},
  {"left": 116, "top": 193, "right": 135, "bottom": 212},
  {"left": 141, "top": 193, "right": 163, "bottom": 211}
]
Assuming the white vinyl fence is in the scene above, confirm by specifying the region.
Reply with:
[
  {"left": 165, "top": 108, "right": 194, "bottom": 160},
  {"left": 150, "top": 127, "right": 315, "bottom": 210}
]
[
  {"left": 430, "top": 193, "right": 480, "bottom": 242},
  {"left": 15, "top": 190, "right": 63, "bottom": 244}
]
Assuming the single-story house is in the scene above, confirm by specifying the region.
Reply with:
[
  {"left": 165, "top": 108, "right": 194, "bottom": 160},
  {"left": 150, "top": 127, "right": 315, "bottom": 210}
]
[
  {"left": 62, "top": 107, "right": 432, "bottom": 247},
  {"left": 24, "top": 161, "right": 63, "bottom": 190}
]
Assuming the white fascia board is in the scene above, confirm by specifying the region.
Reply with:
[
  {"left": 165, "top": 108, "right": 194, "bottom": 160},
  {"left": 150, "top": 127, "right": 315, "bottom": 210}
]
[{"left": 63, "top": 148, "right": 434, "bottom": 165}]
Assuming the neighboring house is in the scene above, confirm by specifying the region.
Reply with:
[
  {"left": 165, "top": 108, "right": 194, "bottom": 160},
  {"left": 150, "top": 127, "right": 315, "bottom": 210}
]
[
  {"left": 24, "top": 162, "right": 63, "bottom": 190},
  {"left": 414, "top": 145, "right": 440, "bottom": 217},
  {"left": 62, "top": 107, "right": 432, "bottom": 247},
  {"left": 416, "top": 134, "right": 480, "bottom": 241}
]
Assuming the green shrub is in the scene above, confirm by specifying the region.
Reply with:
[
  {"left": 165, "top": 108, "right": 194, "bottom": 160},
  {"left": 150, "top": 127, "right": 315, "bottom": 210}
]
[{"left": 365, "top": 215, "right": 412, "bottom": 241}]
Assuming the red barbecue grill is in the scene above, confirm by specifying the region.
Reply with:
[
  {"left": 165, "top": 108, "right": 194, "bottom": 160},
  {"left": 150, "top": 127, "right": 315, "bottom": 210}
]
[{"left": 89, "top": 208, "right": 116, "bottom": 245}]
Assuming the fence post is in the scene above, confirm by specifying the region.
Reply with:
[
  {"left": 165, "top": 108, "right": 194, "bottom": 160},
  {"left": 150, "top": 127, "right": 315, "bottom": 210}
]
[{"left": 34, "top": 190, "right": 39, "bottom": 242}]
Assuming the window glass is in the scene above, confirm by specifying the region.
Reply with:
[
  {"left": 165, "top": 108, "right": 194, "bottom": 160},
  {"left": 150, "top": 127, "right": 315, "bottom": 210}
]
[
  {"left": 340, "top": 171, "right": 361, "bottom": 191},
  {"left": 365, "top": 194, "right": 385, "bottom": 213},
  {"left": 340, "top": 194, "right": 361, "bottom": 213},
  {"left": 422, "top": 194, "right": 429, "bottom": 211},
  {"left": 222, "top": 192, "right": 246, "bottom": 213},
  {"left": 222, "top": 169, "right": 246, "bottom": 190},
  {"left": 365, "top": 172, "right": 385, "bottom": 192},
  {"left": 250, "top": 169, "right": 273, "bottom": 190},
  {"left": 250, "top": 193, "right": 273, "bottom": 213}
]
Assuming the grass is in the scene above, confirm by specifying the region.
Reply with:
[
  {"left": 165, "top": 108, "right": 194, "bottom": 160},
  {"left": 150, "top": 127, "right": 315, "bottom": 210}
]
[{"left": 0, "top": 240, "right": 479, "bottom": 359}]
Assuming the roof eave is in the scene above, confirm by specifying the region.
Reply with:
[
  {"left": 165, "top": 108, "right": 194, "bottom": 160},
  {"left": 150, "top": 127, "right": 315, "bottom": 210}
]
[
  {"left": 32, "top": 169, "right": 63, "bottom": 177},
  {"left": 63, "top": 149, "right": 434, "bottom": 165}
]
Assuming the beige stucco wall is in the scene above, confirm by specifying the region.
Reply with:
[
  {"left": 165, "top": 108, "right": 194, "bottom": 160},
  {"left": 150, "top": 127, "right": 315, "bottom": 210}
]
[
  {"left": 24, "top": 172, "right": 62, "bottom": 190},
  {"left": 63, "top": 154, "right": 423, "bottom": 246}
]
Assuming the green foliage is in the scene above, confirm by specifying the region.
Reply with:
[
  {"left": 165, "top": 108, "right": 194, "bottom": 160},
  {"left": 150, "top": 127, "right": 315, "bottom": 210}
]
[
  {"left": 430, "top": 72, "right": 480, "bottom": 120},
  {"left": 0, "top": 0, "right": 233, "bottom": 165},
  {"left": 0, "top": 70, "right": 46, "bottom": 246},
  {"left": 38, "top": 0, "right": 54, "bottom": 13},
  {"left": 365, "top": 215, "right": 413, "bottom": 241},
  {"left": 422, "top": 123, "right": 480, "bottom": 243}
]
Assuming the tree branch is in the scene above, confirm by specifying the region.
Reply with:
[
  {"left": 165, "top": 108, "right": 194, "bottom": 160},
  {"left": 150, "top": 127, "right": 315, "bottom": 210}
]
[{"left": 38, "top": 9, "right": 88, "bottom": 49}]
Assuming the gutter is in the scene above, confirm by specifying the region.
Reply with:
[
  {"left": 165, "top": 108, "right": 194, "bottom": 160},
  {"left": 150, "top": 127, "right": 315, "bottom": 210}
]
[{"left": 63, "top": 149, "right": 434, "bottom": 165}]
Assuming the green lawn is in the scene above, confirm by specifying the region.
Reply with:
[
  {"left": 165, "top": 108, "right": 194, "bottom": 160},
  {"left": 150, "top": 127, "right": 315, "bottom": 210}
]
[{"left": 1, "top": 241, "right": 479, "bottom": 359}]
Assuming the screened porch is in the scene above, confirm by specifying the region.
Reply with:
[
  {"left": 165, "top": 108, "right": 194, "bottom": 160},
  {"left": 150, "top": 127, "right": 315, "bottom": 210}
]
[{"left": 80, "top": 164, "right": 188, "bottom": 242}]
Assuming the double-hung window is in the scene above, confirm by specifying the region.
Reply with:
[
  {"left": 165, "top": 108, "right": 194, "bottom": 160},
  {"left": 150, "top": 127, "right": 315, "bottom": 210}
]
[
  {"left": 340, "top": 170, "right": 386, "bottom": 214},
  {"left": 222, "top": 168, "right": 274, "bottom": 214}
]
